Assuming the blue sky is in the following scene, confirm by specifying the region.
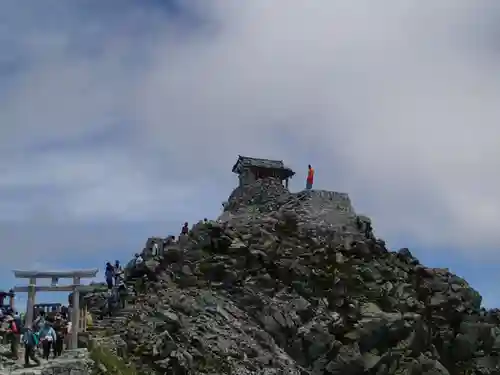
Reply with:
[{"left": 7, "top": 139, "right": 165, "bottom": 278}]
[{"left": 2, "top": 1, "right": 500, "bottom": 311}]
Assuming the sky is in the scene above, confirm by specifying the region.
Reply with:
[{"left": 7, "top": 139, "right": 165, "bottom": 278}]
[{"left": 2, "top": 0, "right": 500, "bottom": 309}]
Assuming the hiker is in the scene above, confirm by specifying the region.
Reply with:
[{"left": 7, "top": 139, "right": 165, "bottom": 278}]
[
  {"left": 64, "top": 321, "right": 72, "bottom": 349},
  {"left": 306, "top": 164, "right": 314, "bottom": 190},
  {"left": 209, "top": 224, "right": 223, "bottom": 252},
  {"left": 52, "top": 315, "right": 66, "bottom": 358},
  {"left": 365, "top": 221, "right": 373, "bottom": 239},
  {"left": 104, "top": 292, "right": 116, "bottom": 318},
  {"left": 134, "top": 253, "right": 144, "bottom": 266},
  {"left": 105, "top": 262, "right": 114, "bottom": 289},
  {"left": 39, "top": 321, "right": 56, "bottom": 360},
  {"left": 152, "top": 242, "right": 159, "bottom": 257},
  {"left": 86, "top": 311, "right": 93, "bottom": 329},
  {"left": 22, "top": 327, "right": 40, "bottom": 367},
  {"left": 32, "top": 310, "right": 45, "bottom": 331},
  {"left": 5, "top": 315, "right": 19, "bottom": 359},
  {"left": 14, "top": 311, "right": 22, "bottom": 331},
  {"left": 181, "top": 222, "right": 189, "bottom": 236},
  {"left": 117, "top": 275, "right": 127, "bottom": 309},
  {"left": 114, "top": 260, "right": 123, "bottom": 286}
]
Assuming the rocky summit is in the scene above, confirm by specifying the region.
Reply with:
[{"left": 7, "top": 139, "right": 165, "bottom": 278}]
[{"left": 82, "top": 177, "right": 500, "bottom": 375}]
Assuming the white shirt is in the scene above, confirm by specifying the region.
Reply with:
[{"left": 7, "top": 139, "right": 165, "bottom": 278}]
[{"left": 135, "top": 256, "right": 144, "bottom": 265}]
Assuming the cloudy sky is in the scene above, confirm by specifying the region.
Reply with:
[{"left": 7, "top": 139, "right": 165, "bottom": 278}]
[{"left": 2, "top": 0, "right": 500, "bottom": 309}]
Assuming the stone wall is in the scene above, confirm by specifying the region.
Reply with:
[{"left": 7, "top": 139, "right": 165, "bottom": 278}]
[{"left": 291, "top": 189, "right": 357, "bottom": 230}]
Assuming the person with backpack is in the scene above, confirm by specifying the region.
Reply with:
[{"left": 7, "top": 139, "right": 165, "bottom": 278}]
[
  {"left": 38, "top": 321, "right": 57, "bottom": 360},
  {"left": 32, "top": 310, "right": 45, "bottom": 332},
  {"left": 105, "top": 262, "right": 114, "bottom": 290},
  {"left": 52, "top": 315, "right": 66, "bottom": 358},
  {"left": 22, "top": 327, "right": 40, "bottom": 367},
  {"left": 5, "top": 315, "right": 19, "bottom": 359}
]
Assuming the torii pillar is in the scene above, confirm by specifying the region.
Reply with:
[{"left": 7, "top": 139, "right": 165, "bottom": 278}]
[{"left": 13, "top": 269, "right": 98, "bottom": 349}]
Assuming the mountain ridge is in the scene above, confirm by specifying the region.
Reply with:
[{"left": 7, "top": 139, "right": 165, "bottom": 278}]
[{"left": 75, "top": 177, "right": 498, "bottom": 374}]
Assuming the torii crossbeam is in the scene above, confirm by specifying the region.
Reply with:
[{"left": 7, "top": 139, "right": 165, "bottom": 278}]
[{"left": 12, "top": 269, "right": 98, "bottom": 349}]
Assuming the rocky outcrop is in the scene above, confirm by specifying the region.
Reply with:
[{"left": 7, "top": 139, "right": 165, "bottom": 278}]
[{"left": 84, "top": 178, "right": 498, "bottom": 374}]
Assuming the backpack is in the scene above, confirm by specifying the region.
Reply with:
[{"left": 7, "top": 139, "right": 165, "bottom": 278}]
[
  {"left": 14, "top": 317, "right": 22, "bottom": 331},
  {"left": 22, "top": 331, "right": 38, "bottom": 346}
]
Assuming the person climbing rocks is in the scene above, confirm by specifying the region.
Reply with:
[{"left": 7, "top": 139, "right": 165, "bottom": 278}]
[
  {"left": 365, "top": 221, "right": 373, "bottom": 239},
  {"left": 104, "top": 291, "right": 117, "bottom": 318},
  {"left": 5, "top": 315, "right": 19, "bottom": 360},
  {"left": 306, "top": 165, "right": 314, "bottom": 190},
  {"left": 209, "top": 223, "right": 223, "bottom": 252},
  {"left": 117, "top": 275, "right": 127, "bottom": 309},
  {"left": 152, "top": 242, "right": 159, "bottom": 257},
  {"left": 22, "top": 327, "right": 40, "bottom": 367},
  {"left": 181, "top": 222, "right": 189, "bottom": 236},
  {"left": 114, "top": 260, "right": 123, "bottom": 286},
  {"left": 105, "top": 262, "right": 114, "bottom": 290},
  {"left": 39, "top": 321, "right": 56, "bottom": 360},
  {"left": 134, "top": 253, "right": 144, "bottom": 266}
]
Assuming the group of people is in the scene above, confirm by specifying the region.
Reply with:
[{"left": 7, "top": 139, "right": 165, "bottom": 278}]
[
  {"left": 104, "top": 260, "right": 126, "bottom": 290},
  {"left": 1, "top": 308, "right": 72, "bottom": 368}
]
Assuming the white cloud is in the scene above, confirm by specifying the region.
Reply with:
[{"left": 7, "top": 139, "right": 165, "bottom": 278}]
[
  {"left": 133, "top": 1, "right": 500, "bottom": 253},
  {"left": 0, "top": 150, "right": 197, "bottom": 222}
]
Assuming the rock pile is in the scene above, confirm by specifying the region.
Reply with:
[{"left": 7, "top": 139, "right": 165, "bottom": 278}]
[{"left": 85, "top": 178, "right": 498, "bottom": 375}]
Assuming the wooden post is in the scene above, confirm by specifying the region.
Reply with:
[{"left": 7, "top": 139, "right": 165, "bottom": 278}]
[
  {"left": 71, "top": 276, "right": 80, "bottom": 349},
  {"left": 25, "top": 278, "right": 36, "bottom": 328}
]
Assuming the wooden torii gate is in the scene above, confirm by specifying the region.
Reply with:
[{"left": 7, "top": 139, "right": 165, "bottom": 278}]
[{"left": 12, "top": 269, "right": 98, "bottom": 349}]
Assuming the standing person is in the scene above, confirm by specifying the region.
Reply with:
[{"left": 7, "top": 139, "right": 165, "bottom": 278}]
[
  {"left": 306, "top": 164, "right": 314, "bottom": 190},
  {"left": 117, "top": 276, "right": 127, "bottom": 309},
  {"left": 181, "top": 222, "right": 189, "bottom": 236},
  {"left": 39, "top": 321, "right": 56, "bottom": 360},
  {"left": 64, "top": 321, "right": 72, "bottom": 350},
  {"left": 14, "top": 312, "right": 23, "bottom": 333},
  {"left": 5, "top": 315, "right": 19, "bottom": 360},
  {"left": 152, "top": 242, "right": 159, "bottom": 257},
  {"left": 113, "top": 260, "right": 122, "bottom": 286},
  {"left": 105, "top": 262, "right": 114, "bottom": 290},
  {"left": 52, "top": 315, "right": 65, "bottom": 358},
  {"left": 22, "top": 327, "right": 40, "bottom": 367},
  {"left": 32, "top": 311, "right": 45, "bottom": 332}
]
